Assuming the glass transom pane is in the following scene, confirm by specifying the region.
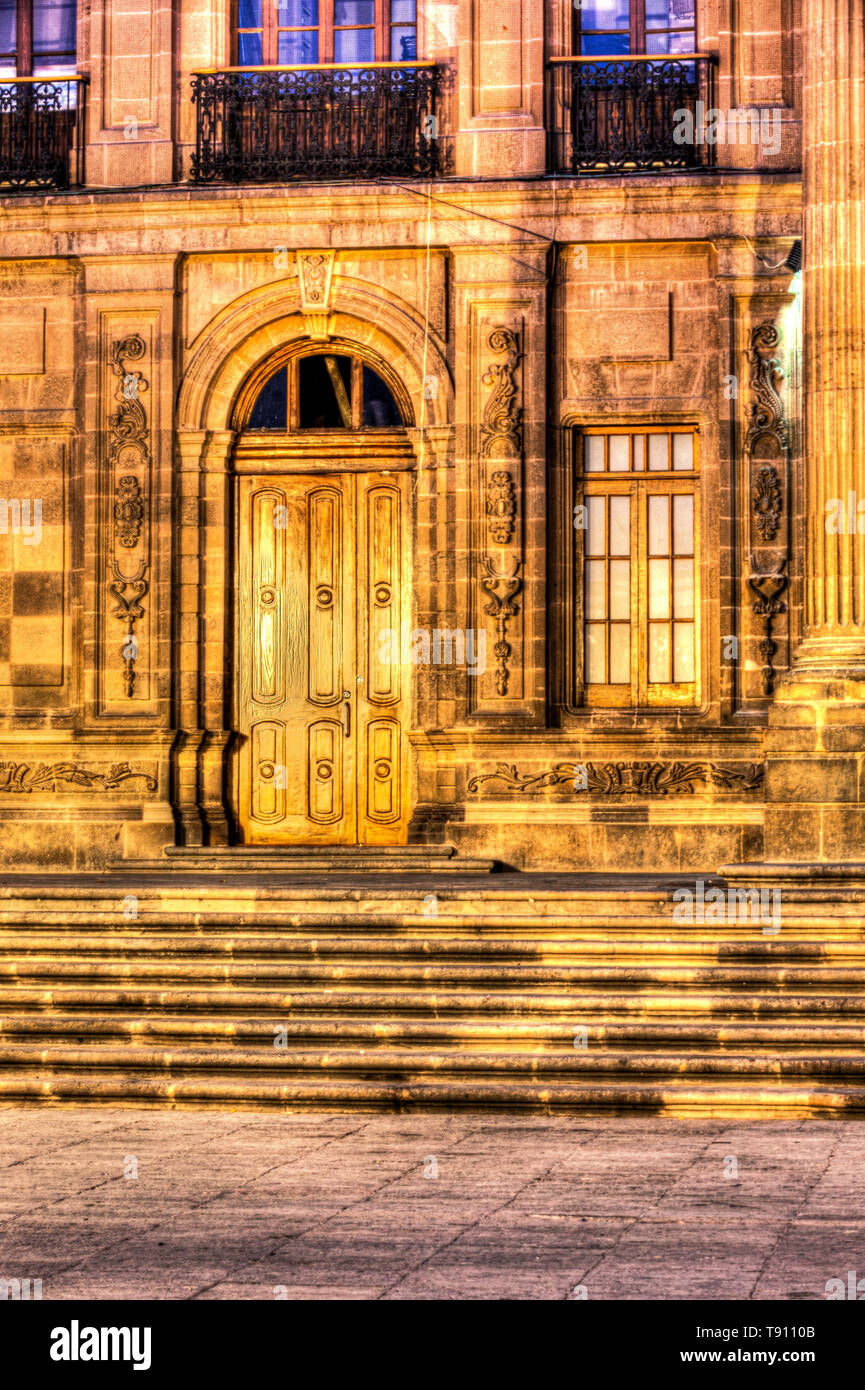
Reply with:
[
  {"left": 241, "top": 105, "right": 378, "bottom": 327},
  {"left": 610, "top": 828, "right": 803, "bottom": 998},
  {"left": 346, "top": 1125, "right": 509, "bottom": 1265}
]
[
  {"left": 673, "top": 433, "right": 694, "bottom": 470},
  {"left": 581, "top": 0, "right": 629, "bottom": 27},
  {"left": 648, "top": 434, "right": 669, "bottom": 470},
  {"left": 584, "top": 436, "right": 605, "bottom": 472},
  {"left": 609, "top": 435, "right": 629, "bottom": 471}
]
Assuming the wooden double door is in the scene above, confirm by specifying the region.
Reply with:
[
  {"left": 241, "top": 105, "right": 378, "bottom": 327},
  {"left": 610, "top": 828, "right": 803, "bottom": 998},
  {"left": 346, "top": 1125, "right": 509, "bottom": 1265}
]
[{"left": 235, "top": 470, "right": 410, "bottom": 844}]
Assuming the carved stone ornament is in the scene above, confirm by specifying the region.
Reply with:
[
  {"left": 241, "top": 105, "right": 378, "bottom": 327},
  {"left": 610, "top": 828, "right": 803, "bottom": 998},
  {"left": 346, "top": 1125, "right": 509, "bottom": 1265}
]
[
  {"left": 0, "top": 761, "right": 157, "bottom": 794},
  {"left": 486, "top": 469, "right": 516, "bottom": 545},
  {"left": 479, "top": 554, "right": 521, "bottom": 697},
  {"left": 748, "top": 555, "right": 789, "bottom": 696},
  {"left": 468, "top": 761, "right": 765, "bottom": 796},
  {"left": 114, "top": 474, "right": 144, "bottom": 548},
  {"left": 752, "top": 465, "right": 782, "bottom": 542},
  {"left": 109, "top": 559, "right": 149, "bottom": 698},
  {"left": 744, "top": 322, "right": 789, "bottom": 456},
  {"left": 480, "top": 327, "right": 522, "bottom": 458},
  {"left": 298, "top": 250, "right": 335, "bottom": 312},
  {"left": 109, "top": 335, "right": 150, "bottom": 697}
]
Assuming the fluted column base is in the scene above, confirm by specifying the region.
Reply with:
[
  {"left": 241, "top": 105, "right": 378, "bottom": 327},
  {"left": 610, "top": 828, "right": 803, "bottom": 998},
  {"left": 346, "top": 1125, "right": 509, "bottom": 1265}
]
[{"left": 761, "top": 672, "right": 865, "bottom": 863}]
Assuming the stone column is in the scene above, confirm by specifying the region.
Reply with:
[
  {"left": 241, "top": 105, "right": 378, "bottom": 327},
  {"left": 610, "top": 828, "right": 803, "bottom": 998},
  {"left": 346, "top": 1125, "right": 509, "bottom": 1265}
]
[{"left": 762, "top": 0, "right": 865, "bottom": 863}]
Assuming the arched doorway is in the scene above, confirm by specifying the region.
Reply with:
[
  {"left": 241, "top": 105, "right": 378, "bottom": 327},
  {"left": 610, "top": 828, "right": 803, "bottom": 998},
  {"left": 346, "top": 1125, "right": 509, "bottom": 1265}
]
[{"left": 231, "top": 343, "right": 415, "bottom": 845}]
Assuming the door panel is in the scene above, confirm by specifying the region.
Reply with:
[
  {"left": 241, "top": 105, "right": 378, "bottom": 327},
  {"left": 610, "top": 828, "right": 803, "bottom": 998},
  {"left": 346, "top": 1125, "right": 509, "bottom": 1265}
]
[{"left": 236, "top": 471, "right": 409, "bottom": 844}]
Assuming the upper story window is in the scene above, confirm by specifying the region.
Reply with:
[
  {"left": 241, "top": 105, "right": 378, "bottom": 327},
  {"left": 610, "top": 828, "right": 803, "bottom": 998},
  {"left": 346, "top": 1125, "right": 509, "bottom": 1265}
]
[
  {"left": 234, "top": 0, "right": 417, "bottom": 66},
  {"left": 0, "top": 0, "right": 76, "bottom": 76},
  {"left": 574, "top": 0, "right": 696, "bottom": 57},
  {"left": 242, "top": 353, "right": 405, "bottom": 431}
]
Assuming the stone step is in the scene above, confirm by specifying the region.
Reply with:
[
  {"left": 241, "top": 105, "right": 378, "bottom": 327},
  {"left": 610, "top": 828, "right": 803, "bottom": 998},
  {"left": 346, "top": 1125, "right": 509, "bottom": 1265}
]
[
  {"left": 0, "top": 1071, "right": 859, "bottom": 1116},
  {"left": 3, "top": 1014, "right": 865, "bottom": 1050},
  {"left": 3, "top": 1042, "right": 865, "bottom": 1081},
  {"left": 2, "top": 957, "right": 865, "bottom": 988},
  {"left": 2, "top": 933, "right": 864, "bottom": 960},
  {"left": 1, "top": 984, "right": 864, "bottom": 1017}
]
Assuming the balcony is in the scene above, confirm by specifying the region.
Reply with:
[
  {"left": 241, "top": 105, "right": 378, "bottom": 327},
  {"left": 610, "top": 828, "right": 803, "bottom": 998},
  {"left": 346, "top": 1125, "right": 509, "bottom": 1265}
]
[
  {"left": 191, "top": 62, "right": 439, "bottom": 184},
  {"left": 547, "top": 55, "right": 717, "bottom": 175},
  {"left": 0, "top": 76, "right": 86, "bottom": 190}
]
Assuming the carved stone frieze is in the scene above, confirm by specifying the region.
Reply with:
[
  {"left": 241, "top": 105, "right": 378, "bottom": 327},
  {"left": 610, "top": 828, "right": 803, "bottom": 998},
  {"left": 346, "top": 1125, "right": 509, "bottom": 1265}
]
[
  {"left": 748, "top": 556, "right": 789, "bottom": 696},
  {"left": 114, "top": 474, "right": 144, "bottom": 548},
  {"left": 0, "top": 761, "right": 157, "bottom": 793},
  {"left": 109, "top": 559, "right": 149, "bottom": 698},
  {"left": 468, "top": 761, "right": 765, "bottom": 796}
]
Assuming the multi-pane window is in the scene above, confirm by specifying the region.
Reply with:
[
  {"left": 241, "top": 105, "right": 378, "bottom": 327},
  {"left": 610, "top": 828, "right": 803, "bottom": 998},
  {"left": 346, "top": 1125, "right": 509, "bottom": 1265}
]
[
  {"left": 234, "top": 0, "right": 417, "bottom": 65},
  {"left": 574, "top": 0, "right": 697, "bottom": 56},
  {"left": 0, "top": 0, "right": 76, "bottom": 77},
  {"left": 577, "top": 427, "right": 699, "bottom": 707}
]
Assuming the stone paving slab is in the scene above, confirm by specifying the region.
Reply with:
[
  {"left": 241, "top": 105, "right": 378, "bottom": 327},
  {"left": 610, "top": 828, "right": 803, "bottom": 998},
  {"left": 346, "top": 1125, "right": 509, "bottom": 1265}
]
[{"left": 0, "top": 1109, "right": 861, "bottom": 1300}]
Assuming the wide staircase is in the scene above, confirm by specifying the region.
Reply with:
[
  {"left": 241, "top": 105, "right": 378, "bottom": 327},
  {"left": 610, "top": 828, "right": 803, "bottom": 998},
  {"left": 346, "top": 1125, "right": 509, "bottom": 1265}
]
[{"left": 0, "top": 861, "right": 864, "bottom": 1116}]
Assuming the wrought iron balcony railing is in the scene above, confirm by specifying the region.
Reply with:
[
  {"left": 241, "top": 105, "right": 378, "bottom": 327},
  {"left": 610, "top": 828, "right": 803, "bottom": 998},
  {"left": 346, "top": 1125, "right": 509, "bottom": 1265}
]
[
  {"left": 547, "top": 55, "right": 717, "bottom": 174},
  {"left": 0, "top": 76, "right": 86, "bottom": 190},
  {"left": 191, "top": 62, "right": 439, "bottom": 184}
]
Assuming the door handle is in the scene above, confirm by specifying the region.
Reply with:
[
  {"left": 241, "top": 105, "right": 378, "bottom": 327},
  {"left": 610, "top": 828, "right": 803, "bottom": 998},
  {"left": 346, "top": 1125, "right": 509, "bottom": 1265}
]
[{"left": 342, "top": 689, "right": 351, "bottom": 738}]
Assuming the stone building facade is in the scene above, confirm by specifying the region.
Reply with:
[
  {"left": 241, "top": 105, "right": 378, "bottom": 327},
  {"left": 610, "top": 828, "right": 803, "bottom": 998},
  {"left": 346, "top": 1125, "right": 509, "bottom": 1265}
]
[{"left": 0, "top": 0, "right": 858, "bottom": 876}]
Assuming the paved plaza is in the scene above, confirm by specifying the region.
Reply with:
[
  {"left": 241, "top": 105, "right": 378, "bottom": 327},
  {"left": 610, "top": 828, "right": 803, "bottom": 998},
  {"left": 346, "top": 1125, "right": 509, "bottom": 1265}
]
[{"left": 0, "top": 1110, "right": 862, "bottom": 1300}]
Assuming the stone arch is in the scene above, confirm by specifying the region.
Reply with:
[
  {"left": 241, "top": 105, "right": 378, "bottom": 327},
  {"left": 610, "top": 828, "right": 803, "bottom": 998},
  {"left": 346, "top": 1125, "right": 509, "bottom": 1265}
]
[{"left": 177, "top": 273, "right": 452, "bottom": 433}]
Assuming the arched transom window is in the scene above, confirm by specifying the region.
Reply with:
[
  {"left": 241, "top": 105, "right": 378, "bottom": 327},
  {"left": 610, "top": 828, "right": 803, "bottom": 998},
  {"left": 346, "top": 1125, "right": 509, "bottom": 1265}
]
[{"left": 242, "top": 352, "right": 406, "bottom": 430}]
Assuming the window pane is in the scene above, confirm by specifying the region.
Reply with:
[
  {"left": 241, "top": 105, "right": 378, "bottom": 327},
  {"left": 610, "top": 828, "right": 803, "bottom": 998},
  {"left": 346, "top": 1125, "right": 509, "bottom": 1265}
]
[
  {"left": 585, "top": 626, "right": 606, "bottom": 684},
  {"left": 672, "top": 433, "right": 694, "bottom": 470},
  {"left": 238, "top": 31, "right": 264, "bottom": 63},
  {"left": 581, "top": 32, "right": 630, "bottom": 55},
  {"left": 391, "top": 0, "right": 416, "bottom": 19},
  {"left": 362, "top": 364, "right": 402, "bottom": 427},
  {"left": 335, "top": 0, "right": 373, "bottom": 20},
  {"left": 648, "top": 495, "right": 669, "bottom": 555},
  {"left": 34, "top": 0, "right": 77, "bottom": 53},
  {"left": 279, "top": 0, "right": 317, "bottom": 19},
  {"left": 298, "top": 355, "right": 352, "bottom": 428},
  {"left": 239, "top": 0, "right": 263, "bottom": 25},
  {"left": 609, "top": 559, "right": 630, "bottom": 620},
  {"left": 609, "top": 625, "right": 630, "bottom": 684},
  {"left": 673, "top": 494, "right": 694, "bottom": 554},
  {"left": 673, "top": 558, "right": 694, "bottom": 618},
  {"left": 278, "top": 29, "right": 318, "bottom": 61},
  {"left": 648, "top": 434, "right": 669, "bottom": 470},
  {"left": 391, "top": 26, "right": 416, "bottom": 60},
  {"left": 584, "top": 436, "right": 604, "bottom": 472},
  {"left": 585, "top": 560, "right": 606, "bottom": 620},
  {"left": 609, "top": 435, "right": 629, "bottom": 471},
  {"left": 247, "top": 366, "right": 288, "bottom": 429},
  {"left": 649, "top": 624, "right": 671, "bottom": 683},
  {"left": 647, "top": 0, "right": 694, "bottom": 25},
  {"left": 648, "top": 558, "right": 670, "bottom": 619},
  {"left": 580, "top": 0, "right": 629, "bottom": 26},
  {"left": 673, "top": 623, "right": 695, "bottom": 683},
  {"left": 609, "top": 495, "right": 630, "bottom": 555},
  {"left": 586, "top": 496, "right": 605, "bottom": 556},
  {"left": 335, "top": 27, "right": 374, "bottom": 61},
  {"left": 0, "top": 0, "right": 16, "bottom": 54},
  {"left": 632, "top": 435, "right": 645, "bottom": 470}
]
